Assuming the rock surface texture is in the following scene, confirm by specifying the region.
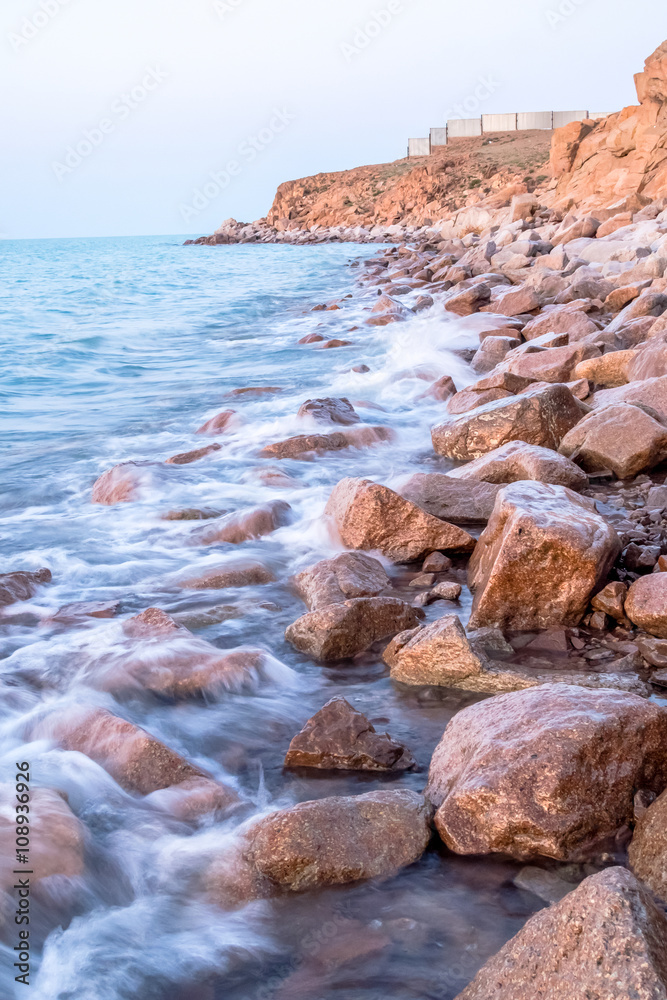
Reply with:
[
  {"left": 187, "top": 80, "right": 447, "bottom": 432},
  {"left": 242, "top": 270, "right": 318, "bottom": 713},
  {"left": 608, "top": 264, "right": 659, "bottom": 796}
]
[{"left": 426, "top": 684, "right": 667, "bottom": 860}]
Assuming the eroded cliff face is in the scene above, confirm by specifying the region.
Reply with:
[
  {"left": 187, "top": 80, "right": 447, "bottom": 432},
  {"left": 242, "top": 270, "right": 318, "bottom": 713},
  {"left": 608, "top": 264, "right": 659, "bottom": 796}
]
[
  {"left": 265, "top": 131, "right": 552, "bottom": 231},
  {"left": 551, "top": 40, "right": 667, "bottom": 213}
]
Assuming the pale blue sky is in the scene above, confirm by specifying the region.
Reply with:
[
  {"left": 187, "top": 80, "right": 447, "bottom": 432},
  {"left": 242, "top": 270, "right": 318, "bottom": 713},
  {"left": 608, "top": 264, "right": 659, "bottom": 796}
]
[{"left": 1, "top": 0, "right": 664, "bottom": 238}]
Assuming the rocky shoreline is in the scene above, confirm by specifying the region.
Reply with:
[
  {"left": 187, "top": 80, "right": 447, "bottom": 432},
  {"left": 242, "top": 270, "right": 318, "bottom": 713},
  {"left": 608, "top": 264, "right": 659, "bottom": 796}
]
[{"left": 6, "top": 38, "right": 667, "bottom": 1000}]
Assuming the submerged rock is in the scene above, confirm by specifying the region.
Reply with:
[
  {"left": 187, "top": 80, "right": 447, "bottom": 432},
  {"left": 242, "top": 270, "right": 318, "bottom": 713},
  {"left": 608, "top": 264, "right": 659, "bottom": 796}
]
[
  {"left": 207, "top": 789, "right": 431, "bottom": 903},
  {"left": 467, "top": 481, "right": 620, "bottom": 630},
  {"left": 0, "top": 787, "right": 85, "bottom": 891},
  {"left": 176, "top": 560, "right": 275, "bottom": 590},
  {"left": 324, "top": 478, "right": 475, "bottom": 563},
  {"left": 426, "top": 684, "right": 667, "bottom": 860},
  {"left": 284, "top": 697, "right": 415, "bottom": 771},
  {"left": 258, "top": 426, "right": 392, "bottom": 460},
  {"left": 91, "top": 461, "right": 157, "bottom": 504},
  {"left": 455, "top": 867, "right": 667, "bottom": 1000},
  {"left": 192, "top": 500, "right": 292, "bottom": 545},
  {"left": 285, "top": 596, "right": 423, "bottom": 661},
  {"left": 0, "top": 568, "right": 52, "bottom": 608},
  {"left": 293, "top": 552, "right": 390, "bottom": 610},
  {"left": 296, "top": 397, "right": 360, "bottom": 425},
  {"left": 195, "top": 409, "right": 237, "bottom": 435},
  {"left": 165, "top": 443, "right": 221, "bottom": 465}
]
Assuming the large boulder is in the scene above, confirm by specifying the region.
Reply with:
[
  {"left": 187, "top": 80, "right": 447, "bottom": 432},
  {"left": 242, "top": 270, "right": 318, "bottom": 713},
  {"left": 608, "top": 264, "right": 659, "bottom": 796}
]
[
  {"left": 240, "top": 790, "right": 430, "bottom": 893},
  {"left": 397, "top": 474, "right": 502, "bottom": 524},
  {"left": 467, "top": 482, "right": 620, "bottom": 630},
  {"left": 628, "top": 789, "right": 667, "bottom": 905},
  {"left": 559, "top": 401, "right": 667, "bottom": 478},
  {"left": 285, "top": 597, "right": 423, "bottom": 661},
  {"left": 293, "top": 552, "right": 389, "bottom": 611},
  {"left": 284, "top": 697, "right": 415, "bottom": 771},
  {"left": 324, "top": 478, "right": 475, "bottom": 562},
  {"left": 454, "top": 867, "right": 667, "bottom": 1000},
  {"left": 426, "top": 684, "right": 667, "bottom": 860},
  {"left": 447, "top": 441, "right": 587, "bottom": 490},
  {"left": 625, "top": 573, "right": 667, "bottom": 637},
  {"left": 446, "top": 371, "right": 534, "bottom": 416},
  {"left": 0, "top": 568, "right": 52, "bottom": 608},
  {"left": 522, "top": 305, "right": 599, "bottom": 342},
  {"left": 573, "top": 349, "right": 637, "bottom": 387},
  {"left": 431, "top": 384, "right": 587, "bottom": 461}
]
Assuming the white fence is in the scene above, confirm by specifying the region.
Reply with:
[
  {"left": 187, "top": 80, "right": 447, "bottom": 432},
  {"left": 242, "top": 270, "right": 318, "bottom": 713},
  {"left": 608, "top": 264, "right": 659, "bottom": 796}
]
[{"left": 411, "top": 109, "right": 614, "bottom": 156}]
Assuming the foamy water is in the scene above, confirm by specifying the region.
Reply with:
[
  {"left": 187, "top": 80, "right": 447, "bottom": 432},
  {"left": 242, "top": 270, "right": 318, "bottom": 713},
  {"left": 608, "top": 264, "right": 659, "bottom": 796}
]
[{"left": 0, "top": 236, "right": 541, "bottom": 999}]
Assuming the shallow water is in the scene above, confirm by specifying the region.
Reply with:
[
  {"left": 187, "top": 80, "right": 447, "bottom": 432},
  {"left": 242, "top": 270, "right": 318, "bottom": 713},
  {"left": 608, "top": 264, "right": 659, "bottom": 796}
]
[{"left": 0, "top": 235, "right": 546, "bottom": 999}]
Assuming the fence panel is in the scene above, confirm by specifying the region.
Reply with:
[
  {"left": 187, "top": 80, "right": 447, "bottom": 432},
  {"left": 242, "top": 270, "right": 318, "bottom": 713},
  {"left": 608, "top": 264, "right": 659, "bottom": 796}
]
[
  {"left": 517, "top": 111, "right": 553, "bottom": 130},
  {"left": 552, "top": 110, "right": 589, "bottom": 129},
  {"left": 481, "top": 113, "right": 517, "bottom": 133},
  {"left": 408, "top": 138, "right": 430, "bottom": 158},
  {"left": 447, "top": 118, "right": 482, "bottom": 138},
  {"left": 429, "top": 127, "right": 448, "bottom": 148}
]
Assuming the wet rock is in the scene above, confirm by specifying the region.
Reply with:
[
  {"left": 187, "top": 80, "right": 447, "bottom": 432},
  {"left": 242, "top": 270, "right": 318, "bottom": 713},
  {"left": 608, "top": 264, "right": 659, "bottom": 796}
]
[
  {"left": 431, "top": 384, "right": 587, "bottom": 461},
  {"left": 95, "top": 608, "right": 284, "bottom": 699},
  {"left": 422, "top": 552, "right": 452, "bottom": 573},
  {"left": 384, "top": 615, "right": 486, "bottom": 687},
  {"left": 398, "top": 474, "right": 502, "bottom": 524},
  {"left": 447, "top": 441, "right": 588, "bottom": 490},
  {"left": 259, "top": 426, "right": 392, "bottom": 460},
  {"left": 629, "top": 789, "right": 667, "bottom": 905},
  {"left": 0, "top": 568, "right": 52, "bottom": 608},
  {"left": 455, "top": 867, "right": 667, "bottom": 1000},
  {"left": 444, "top": 283, "right": 491, "bottom": 316},
  {"left": 91, "top": 461, "right": 157, "bottom": 504},
  {"left": 420, "top": 374, "right": 457, "bottom": 401},
  {"left": 426, "top": 684, "right": 667, "bottom": 860},
  {"left": 144, "top": 778, "right": 241, "bottom": 822},
  {"left": 513, "top": 866, "right": 579, "bottom": 904},
  {"left": 297, "top": 397, "right": 360, "bottom": 425},
  {"left": 468, "top": 482, "right": 620, "bottom": 630},
  {"left": 429, "top": 582, "right": 463, "bottom": 602},
  {"left": 195, "top": 409, "right": 237, "bottom": 435},
  {"left": 177, "top": 560, "right": 275, "bottom": 590},
  {"left": 485, "top": 284, "right": 542, "bottom": 316},
  {"left": 42, "top": 706, "right": 214, "bottom": 796},
  {"left": 165, "top": 443, "right": 222, "bottom": 465},
  {"left": 285, "top": 597, "right": 423, "bottom": 662},
  {"left": 626, "top": 573, "right": 667, "bottom": 637},
  {"left": 637, "top": 634, "right": 667, "bottom": 668},
  {"left": 52, "top": 600, "right": 121, "bottom": 623},
  {"left": 162, "top": 507, "right": 224, "bottom": 521},
  {"left": 409, "top": 572, "right": 436, "bottom": 588},
  {"left": 293, "top": 552, "right": 390, "bottom": 611},
  {"left": 591, "top": 581, "right": 629, "bottom": 624},
  {"left": 324, "top": 478, "right": 475, "bottom": 563},
  {"left": 321, "top": 338, "right": 352, "bottom": 347},
  {"left": 226, "top": 386, "right": 283, "bottom": 398},
  {"left": 559, "top": 402, "right": 667, "bottom": 479},
  {"left": 284, "top": 697, "right": 415, "bottom": 771},
  {"left": 192, "top": 500, "right": 292, "bottom": 545},
  {"left": 0, "top": 787, "right": 84, "bottom": 891},
  {"left": 242, "top": 789, "right": 431, "bottom": 892}
]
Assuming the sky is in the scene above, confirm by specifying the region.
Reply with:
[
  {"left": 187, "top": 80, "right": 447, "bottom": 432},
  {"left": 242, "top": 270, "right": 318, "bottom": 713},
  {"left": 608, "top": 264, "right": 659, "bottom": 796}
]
[{"left": 1, "top": 0, "right": 665, "bottom": 239}]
